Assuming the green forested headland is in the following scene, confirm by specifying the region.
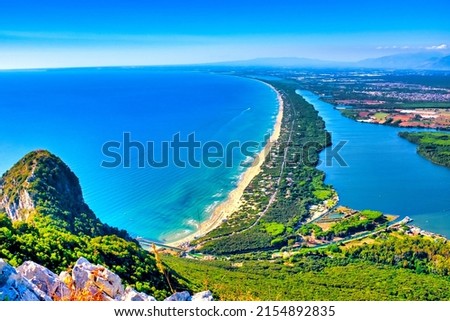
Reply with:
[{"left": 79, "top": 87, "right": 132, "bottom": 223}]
[
  {"left": 399, "top": 132, "right": 450, "bottom": 168},
  {"left": 0, "top": 151, "right": 172, "bottom": 299}
]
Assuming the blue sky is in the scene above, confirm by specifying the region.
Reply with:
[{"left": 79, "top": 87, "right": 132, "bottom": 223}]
[{"left": 0, "top": 0, "right": 449, "bottom": 68}]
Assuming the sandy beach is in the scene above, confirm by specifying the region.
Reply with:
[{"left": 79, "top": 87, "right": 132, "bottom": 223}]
[{"left": 166, "top": 83, "right": 284, "bottom": 247}]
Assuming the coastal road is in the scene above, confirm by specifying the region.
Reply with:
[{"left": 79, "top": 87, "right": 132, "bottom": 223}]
[
  {"left": 193, "top": 89, "right": 297, "bottom": 246},
  {"left": 138, "top": 238, "right": 184, "bottom": 252},
  {"left": 245, "top": 89, "right": 296, "bottom": 229},
  {"left": 304, "top": 217, "right": 408, "bottom": 251}
]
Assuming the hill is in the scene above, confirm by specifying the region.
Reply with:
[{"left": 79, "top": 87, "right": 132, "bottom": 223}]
[
  {"left": 0, "top": 150, "right": 173, "bottom": 299},
  {"left": 0, "top": 150, "right": 128, "bottom": 237},
  {"left": 208, "top": 57, "right": 344, "bottom": 68},
  {"left": 356, "top": 52, "right": 450, "bottom": 70},
  {"left": 209, "top": 53, "right": 450, "bottom": 70}
]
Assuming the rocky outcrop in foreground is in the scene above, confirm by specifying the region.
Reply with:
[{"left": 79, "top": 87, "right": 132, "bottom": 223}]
[{"left": 0, "top": 257, "right": 213, "bottom": 302}]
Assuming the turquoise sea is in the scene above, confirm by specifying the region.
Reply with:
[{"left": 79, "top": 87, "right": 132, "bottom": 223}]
[
  {"left": 298, "top": 90, "right": 450, "bottom": 237},
  {"left": 0, "top": 68, "right": 279, "bottom": 242}
]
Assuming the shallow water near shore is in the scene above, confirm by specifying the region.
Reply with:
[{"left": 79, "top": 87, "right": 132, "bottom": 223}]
[
  {"left": 0, "top": 68, "right": 279, "bottom": 241},
  {"left": 298, "top": 90, "right": 450, "bottom": 237}
]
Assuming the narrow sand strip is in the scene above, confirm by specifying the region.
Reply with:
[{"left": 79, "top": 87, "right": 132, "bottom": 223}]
[{"left": 166, "top": 84, "right": 284, "bottom": 247}]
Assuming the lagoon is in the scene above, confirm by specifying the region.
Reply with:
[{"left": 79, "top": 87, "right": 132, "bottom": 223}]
[{"left": 298, "top": 90, "right": 450, "bottom": 237}]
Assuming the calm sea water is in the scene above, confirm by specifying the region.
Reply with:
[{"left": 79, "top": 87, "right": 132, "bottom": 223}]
[
  {"left": 298, "top": 90, "right": 450, "bottom": 237},
  {"left": 0, "top": 68, "right": 279, "bottom": 242}
]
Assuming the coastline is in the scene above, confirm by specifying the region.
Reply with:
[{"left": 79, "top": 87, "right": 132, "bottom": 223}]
[{"left": 166, "top": 83, "right": 284, "bottom": 247}]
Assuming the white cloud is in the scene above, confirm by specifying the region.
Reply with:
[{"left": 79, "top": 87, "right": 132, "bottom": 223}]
[
  {"left": 377, "top": 44, "right": 449, "bottom": 51},
  {"left": 425, "top": 44, "right": 448, "bottom": 50},
  {"left": 376, "top": 45, "right": 411, "bottom": 50}
]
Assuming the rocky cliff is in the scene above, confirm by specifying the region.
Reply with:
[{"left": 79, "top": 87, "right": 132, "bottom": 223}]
[{"left": 0, "top": 257, "right": 212, "bottom": 301}]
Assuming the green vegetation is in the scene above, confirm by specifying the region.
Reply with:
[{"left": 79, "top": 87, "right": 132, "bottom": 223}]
[
  {"left": 196, "top": 79, "right": 332, "bottom": 254},
  {"left": 304, "top": 210, "right": 385, "bottom": 240},
  {"left": 398, "top": 102, "right": 450, "bottom": 109},
  {"left": 164, "top": 249, "right": 450, "bottom": 300},
  {"left": 340, "top": 109, "right": 358, "bottom": 120},
  {"left": 374, "top": 112, "right": 389, "bottom": 121},
  {"left": 345, "top": 232, "right": 450, "bottom": 275},
  {"left": 0, "top": 213, "right": 172, "bottom": 299},
  {"left": 0, "top": 151, "right": 174, "bottom": 299},
  {"left": 299, "top": 223, "right": 323, "bottom": 236},
  {"left": 164, "top": 229, "right": 450, "bottom": 300},
  {"left": 263, "top": 222, "right": 286, "bottom": 237},
  {"left": 0, "top": 150, "right": 128, "bottom": 238},
  {"left": 317, "top": 216, "right": 370, "bottom": 239},
  {"left": 399, "top": 132, "right": 450, "bottom": 168},
  {"left": 312, "top": 189, "right": 332, "bottom": 201}
]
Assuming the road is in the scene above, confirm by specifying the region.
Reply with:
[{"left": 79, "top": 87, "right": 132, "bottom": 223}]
[
  {"left": 138, "top": 238, "right": 183, "bottom": 252},
  {"left": 193, "top": 89, "right": 296, "bottom": 246},
  {"left": 306, "top": 216, "right": 408, "bottom": 250}
]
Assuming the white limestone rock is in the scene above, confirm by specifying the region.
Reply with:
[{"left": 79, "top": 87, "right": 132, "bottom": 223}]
[
  {"left": 192, "top": 290, "right": 214, "bottom": 301},
  {"left": 164, "top": 291, "right": 192, "bottom": 301},
  {"left": 1, "top": 257, "right": 213, "bottom": 302},
  {"left": 122, "top": 286, "right": 156, "bottom": 301},
  {"left": 72, "top": 257, "right": 124, "bottom": 300},
  {"left": 0, "top": 259, "right": 49, "bottom": 301},
  {"left": 18, "top": 261, "right": 70, "bottom": 300}
]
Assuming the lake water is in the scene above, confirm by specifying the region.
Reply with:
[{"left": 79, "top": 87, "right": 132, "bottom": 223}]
[
  {"left": 0, "top": 68, "right": 279, "bottom": 242},
  {"left": 298, "top": 90, "right": 450, "bottom": 237}
]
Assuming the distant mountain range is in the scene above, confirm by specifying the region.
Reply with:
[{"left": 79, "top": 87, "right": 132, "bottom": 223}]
[
  {"left": 212, "top": 57, "right": 346, "bottom": 68},
  {"left": 356, "top": 52, "right": 450, "bottom": 70},
  {"left": 212, "top": 52, "right": 450, "bottom": 70}
]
